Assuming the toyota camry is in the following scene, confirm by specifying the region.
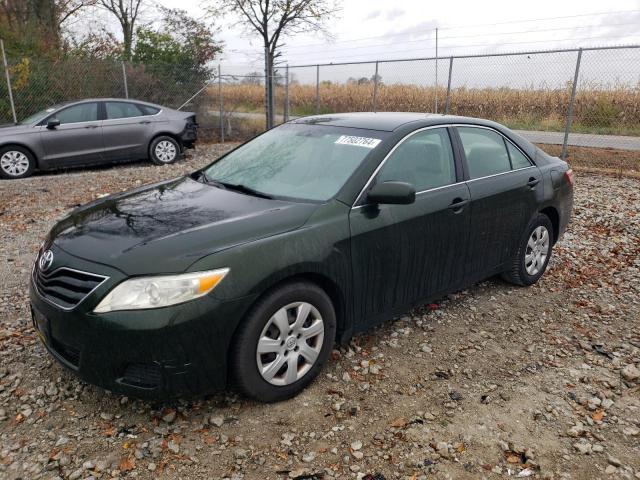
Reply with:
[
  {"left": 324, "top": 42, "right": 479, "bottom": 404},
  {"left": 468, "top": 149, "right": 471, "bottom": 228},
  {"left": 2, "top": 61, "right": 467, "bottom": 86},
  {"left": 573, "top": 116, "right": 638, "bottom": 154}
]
[{"left": 30, "top": 112, "right": 573, "bottom": 402}]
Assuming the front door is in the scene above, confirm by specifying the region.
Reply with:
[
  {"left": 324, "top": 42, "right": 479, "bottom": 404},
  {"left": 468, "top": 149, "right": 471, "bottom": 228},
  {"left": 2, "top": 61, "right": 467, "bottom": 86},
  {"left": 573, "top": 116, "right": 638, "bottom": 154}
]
[
  {"left": 456, "top": 126, "right": 542, "bottom": 281},
  {"left": 39, "top": 102, "right": 103, "bottom": 166},
  {"left": 102, "top": 101, "right": 157, "bottom": 162},
  {"left": 349, "top": 127, "right": 471, "bottom": 330}
]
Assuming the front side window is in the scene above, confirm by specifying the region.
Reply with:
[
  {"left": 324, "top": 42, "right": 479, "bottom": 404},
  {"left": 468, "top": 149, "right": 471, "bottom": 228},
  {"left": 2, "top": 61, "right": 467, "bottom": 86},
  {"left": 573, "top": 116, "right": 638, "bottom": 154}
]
[
  {"left": 377, "top": 128, "right": 456, "bottom": 191},
  {"left": 54, "top": 103, "right": 98, "bottom": 124},
  {"left": 204, "top": 124, "right": 387, "bottom": 202},
  {"left": 106, "top": 102, "right": 145, "bottom": 120},
  {"left": 458, "top": 127, "right": 511, "bottom": 179}
]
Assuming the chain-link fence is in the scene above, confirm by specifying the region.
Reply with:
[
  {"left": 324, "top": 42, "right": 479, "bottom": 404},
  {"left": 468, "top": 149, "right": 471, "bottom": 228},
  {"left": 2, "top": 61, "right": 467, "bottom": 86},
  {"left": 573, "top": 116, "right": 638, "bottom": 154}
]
[{"left": 1, "top": 45, "right": 639, "bottom": 175}]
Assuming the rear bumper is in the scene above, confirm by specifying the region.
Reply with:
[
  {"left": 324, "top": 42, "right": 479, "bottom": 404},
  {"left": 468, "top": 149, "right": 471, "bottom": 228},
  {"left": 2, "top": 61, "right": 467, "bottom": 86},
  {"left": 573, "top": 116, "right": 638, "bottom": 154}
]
[{"left": 29, "top": 269, "right": 254, "bottom": 399}]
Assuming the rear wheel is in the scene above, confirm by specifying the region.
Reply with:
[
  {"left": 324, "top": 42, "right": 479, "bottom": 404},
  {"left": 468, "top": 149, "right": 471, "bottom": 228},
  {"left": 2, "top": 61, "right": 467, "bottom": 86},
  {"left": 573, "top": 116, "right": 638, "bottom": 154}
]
[
  {"left": 502, "top": 214, "right": 553, "bottom": 286},
  {"left": 0, "top": 146, "right": 35, "bottom": 179},
  {"left": 149, "top": 136, "right": 180, "bottom": 165},
  {"left": 230, "top": 282, "right": 336, "bottom": 402}
]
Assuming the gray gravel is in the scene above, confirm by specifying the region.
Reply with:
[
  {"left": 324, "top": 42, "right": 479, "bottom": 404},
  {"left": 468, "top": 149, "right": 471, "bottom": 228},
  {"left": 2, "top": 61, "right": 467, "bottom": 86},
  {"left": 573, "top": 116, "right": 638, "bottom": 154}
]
[{"left": 0, "top": 145, "right": 639, "bottom": 480}]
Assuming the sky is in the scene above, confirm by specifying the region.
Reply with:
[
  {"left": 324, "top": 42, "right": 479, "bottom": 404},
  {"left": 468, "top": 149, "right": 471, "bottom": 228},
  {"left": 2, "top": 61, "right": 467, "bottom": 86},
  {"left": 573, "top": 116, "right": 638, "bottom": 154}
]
[
  {"left": 79, "top": 0, "right": 640, "bottom": 87},
  {"left": 153, "top": 0, "right": 640, "bottom": 69}
]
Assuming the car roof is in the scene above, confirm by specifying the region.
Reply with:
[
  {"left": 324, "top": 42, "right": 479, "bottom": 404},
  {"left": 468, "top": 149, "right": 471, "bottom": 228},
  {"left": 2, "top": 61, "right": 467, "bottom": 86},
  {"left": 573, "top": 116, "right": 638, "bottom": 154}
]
[
  {"left": 291, "top": 112, "right": 509, "bottom": 132},
  {"left": 60, "top": 98, "right": 164, "bottom": 109},
  {"left": 291, "top": 111, "right": 540, "bottom": 160}
]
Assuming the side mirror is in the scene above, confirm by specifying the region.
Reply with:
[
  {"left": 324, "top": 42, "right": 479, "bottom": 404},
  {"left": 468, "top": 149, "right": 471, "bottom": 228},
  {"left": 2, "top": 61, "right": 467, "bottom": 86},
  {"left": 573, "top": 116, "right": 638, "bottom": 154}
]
[
  {"left": 367, "top": 181, "right": 416, "bottom": 205},
  {"left": 46, "top": 118, "right": 60, "bottom": 129}
]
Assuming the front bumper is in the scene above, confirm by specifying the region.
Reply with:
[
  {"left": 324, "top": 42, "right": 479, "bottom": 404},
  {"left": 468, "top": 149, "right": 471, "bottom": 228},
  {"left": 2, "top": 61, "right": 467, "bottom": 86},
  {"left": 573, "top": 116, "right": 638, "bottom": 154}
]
[{"left": 29, "top": 246, "right": 254, "bottom": 399}]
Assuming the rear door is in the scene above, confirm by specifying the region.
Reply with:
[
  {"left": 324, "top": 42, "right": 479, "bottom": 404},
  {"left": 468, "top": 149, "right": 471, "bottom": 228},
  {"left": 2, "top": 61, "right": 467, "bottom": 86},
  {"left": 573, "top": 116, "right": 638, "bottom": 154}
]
[
  {"left": 39, "top": 102, "right": 103, "bottom": 166},
  {"left": 349, "top": 127, "right": 471, "bottom": 329},
  {"left": 455, "top": 126, "right": 542, "bottom": 281},
  {"left": 102, "top": 101, "right": 158, "bottom": 161}
]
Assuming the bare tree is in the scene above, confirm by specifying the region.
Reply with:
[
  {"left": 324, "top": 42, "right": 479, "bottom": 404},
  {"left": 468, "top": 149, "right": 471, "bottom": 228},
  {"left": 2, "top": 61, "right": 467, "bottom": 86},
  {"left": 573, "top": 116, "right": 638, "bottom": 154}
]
[
  {"left": 209, "top": 0, "right": 339, "bottom": 128},
  {"left": 98, "top": 0, "right": 144, "bottom": 60}
]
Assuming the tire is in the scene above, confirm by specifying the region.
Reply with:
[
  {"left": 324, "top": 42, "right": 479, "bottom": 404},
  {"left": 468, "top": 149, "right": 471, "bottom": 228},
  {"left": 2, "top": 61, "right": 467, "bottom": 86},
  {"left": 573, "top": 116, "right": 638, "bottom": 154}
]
[
  {"left": 230, "top": 282, "right": 336, "bottom": 402},
  {"left": 502, "top": 213, "right": 554, "bottom": 286},
  {"left": 0, "top": 146, "right": 35, "bottom": 179},
  {"left": 149, "top": 136, "right": 180, "bottom": 165}
]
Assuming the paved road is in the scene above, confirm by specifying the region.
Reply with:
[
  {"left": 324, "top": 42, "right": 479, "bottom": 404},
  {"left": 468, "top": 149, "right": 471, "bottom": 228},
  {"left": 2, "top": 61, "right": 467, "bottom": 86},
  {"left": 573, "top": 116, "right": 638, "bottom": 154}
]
[
  {"left": 515, "top": 130, "right": 640, "bottom": 151},
  {"left": 215, "top": 111, "right": 640, "bottom": 151}
]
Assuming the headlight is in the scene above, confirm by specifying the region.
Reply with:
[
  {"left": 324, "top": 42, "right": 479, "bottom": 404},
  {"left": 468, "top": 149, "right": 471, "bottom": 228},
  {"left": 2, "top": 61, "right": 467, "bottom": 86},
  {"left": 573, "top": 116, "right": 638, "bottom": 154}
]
[{"left": 93, "top": 268, "right": 229, "bottom": 313}]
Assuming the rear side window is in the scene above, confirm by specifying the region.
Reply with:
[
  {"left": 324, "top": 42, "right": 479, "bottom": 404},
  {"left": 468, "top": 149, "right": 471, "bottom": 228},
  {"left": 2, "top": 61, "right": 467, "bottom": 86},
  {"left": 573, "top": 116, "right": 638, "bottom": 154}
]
[
  {"left": 458, "top": 127, "right": 511, "bottom": 179},
  {"left": 55, "top": 103, "right": 98, "bottom": 124},
  {"left": 106, "top": 102, "right": 145, "bottom": 119},
  {"left": 506, "top": 141, "right": 531, "bottom": 169},
  {"left": 377, "top": 128, "right": 456, "bottom": 191}
]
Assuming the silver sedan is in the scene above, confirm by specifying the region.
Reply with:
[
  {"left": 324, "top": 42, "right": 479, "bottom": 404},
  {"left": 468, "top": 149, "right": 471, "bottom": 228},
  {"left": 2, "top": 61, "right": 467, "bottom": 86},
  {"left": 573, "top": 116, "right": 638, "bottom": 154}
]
[{"left": 0, "top": 98, "right": 198, "bottom": 179}]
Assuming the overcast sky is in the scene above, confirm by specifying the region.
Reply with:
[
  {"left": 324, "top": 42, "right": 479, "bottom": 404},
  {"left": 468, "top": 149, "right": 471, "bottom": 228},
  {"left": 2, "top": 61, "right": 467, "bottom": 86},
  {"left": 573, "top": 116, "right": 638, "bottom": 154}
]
[{"left": 154, "top": 0, "right": 640, "bottom": 70}]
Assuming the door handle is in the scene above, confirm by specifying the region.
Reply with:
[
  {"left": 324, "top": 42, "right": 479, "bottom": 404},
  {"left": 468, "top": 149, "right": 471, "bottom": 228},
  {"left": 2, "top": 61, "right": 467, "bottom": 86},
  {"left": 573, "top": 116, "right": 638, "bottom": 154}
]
[
  {"left": 84, "top": 125, "right": 99, "bottom": 129},
  {"left": 527, "top": 177, "right": 540, "bottom": 187},
  {"left": 139, "top": 120, "right": 151, "bottom": 124},
  {"left": 448, "top": 198, "right": 469, "bottom": 212}
]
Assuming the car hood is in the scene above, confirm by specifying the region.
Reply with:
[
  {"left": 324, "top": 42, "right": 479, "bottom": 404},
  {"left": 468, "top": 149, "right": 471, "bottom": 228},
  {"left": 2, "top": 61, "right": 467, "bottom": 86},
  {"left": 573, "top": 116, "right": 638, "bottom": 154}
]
[
  {"left": 0, "top": 123, "right": 33, "bottom": 134},
  {"left": 50, "top": 176, "right": 319, "bottom": 275}
]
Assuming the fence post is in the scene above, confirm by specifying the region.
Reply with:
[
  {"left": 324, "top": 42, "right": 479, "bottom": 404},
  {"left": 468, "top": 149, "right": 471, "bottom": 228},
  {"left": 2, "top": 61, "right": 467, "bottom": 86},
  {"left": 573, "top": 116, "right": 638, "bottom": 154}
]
[
  {"left": 434, "top": 28, "right": 438, "bottom": 113},
  {"left": 372, "top": 61, "right": 379, "bottom": 112},
  {"left": 218, "top": 64, "right": 224, "bottom": 143},
  {"left": 121, "top": 60, "right": 129, "bottom": 99},
  {"left": 315, "top": 64, "right": 320, "bottom": 114},
  {"left": 284, "top": 64, "right": 290, "bottom": 122},
  {"left": 1, "top": 40, "right": 17, "bottom": 124},
  {"left": 562, "top": 48, "right": 582, "bottom": 160},
  {"left": 444, "top": 57, "right": 453, "bottom": 115}
]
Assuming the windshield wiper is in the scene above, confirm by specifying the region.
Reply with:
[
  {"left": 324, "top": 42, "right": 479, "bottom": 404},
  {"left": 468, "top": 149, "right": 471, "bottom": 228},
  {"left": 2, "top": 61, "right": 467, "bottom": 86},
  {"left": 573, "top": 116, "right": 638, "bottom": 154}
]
[
  {"left": 198, "top": 172, "right": 273, "bottom": 199},
  {"left": 219, "top": 182, "right": 273, "bottom": 199}
]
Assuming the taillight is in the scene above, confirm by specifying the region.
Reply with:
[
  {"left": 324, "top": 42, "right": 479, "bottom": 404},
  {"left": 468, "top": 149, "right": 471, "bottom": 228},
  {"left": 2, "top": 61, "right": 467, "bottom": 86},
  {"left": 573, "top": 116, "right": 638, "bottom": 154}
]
[{"left": 564, "top": 169, "right": 574, "bottom": 187}]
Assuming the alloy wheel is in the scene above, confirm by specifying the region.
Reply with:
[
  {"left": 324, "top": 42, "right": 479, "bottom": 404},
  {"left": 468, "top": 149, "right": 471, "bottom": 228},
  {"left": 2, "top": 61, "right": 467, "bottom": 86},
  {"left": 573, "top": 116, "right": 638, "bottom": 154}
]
[
  {"left": 525, "top": 225, "right": 550, "bottom": 276},
  {"left": 0, "top": 151, "right": 30, "bottom": 177},
  {"left": 154, "top": 141, "right": 177, "bottom": 163},
  {"left": 256, "top": 302, "right": 325, "bottom": 386}
]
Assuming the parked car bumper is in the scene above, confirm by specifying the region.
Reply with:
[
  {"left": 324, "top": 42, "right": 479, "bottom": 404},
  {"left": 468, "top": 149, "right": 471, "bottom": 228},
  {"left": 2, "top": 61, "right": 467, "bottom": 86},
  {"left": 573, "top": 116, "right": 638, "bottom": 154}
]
[{"left": 29, "top": 262, "right": 255, "bottom": 399}]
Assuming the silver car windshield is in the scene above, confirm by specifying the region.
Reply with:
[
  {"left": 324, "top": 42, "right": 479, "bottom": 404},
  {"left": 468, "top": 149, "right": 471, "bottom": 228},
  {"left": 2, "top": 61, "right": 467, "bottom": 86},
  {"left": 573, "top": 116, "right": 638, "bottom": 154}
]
[
  {"left": 20, "top": 106, "right": 61, "bottom": 125},
  {"left": 204, "top": 123, "right": 387, "bottom": 202}
]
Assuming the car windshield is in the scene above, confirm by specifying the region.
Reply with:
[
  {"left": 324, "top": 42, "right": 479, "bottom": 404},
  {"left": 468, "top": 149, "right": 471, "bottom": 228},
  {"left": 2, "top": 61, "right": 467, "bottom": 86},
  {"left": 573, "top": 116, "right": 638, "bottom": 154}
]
[
  {"left": 203, "top": 123, "right": 387, "bottom": 202},
  {"left": 20, "top": 105, "right": 62, "bottom": 125}
]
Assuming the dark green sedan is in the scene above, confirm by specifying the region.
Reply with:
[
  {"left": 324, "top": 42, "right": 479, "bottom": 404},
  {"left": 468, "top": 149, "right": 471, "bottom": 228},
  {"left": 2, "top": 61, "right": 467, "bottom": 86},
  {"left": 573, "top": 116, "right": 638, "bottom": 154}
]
[{"left": 29, "top": 113, "right": 574, "bottom": 401}]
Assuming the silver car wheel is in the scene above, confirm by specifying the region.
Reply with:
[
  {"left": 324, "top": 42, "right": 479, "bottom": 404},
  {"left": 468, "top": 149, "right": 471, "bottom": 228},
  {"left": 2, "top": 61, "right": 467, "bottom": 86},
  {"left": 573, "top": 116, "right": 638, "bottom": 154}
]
[
  {"left": 256, "top": 302, "right": 325, "bottom": 386},
  {"left": 524, "top": 225, "right": 550, "bottom": 276},
  {"left": 154, "top": 140, "right": 177, "bottom": 163},
  {"left": 1, "top": 151, "right": 30, "bottom": 176}
]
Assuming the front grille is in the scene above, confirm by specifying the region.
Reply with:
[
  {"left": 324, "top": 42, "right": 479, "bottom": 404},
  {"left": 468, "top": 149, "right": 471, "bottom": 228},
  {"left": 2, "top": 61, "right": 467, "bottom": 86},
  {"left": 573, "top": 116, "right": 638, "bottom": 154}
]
[
  {"left": 121, "top": 363, "right": 163, "bottom": 389},
  {"left": 34, "top": 267, "right": 107, "bottom": 310}
]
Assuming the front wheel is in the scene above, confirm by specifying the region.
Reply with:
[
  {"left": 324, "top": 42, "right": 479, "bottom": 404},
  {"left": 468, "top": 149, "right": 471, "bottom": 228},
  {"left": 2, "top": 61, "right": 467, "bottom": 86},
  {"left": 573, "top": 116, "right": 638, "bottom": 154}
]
[
  {"left": 230, "top": 282, "right": 336, "bottom": 402},
  {"left": 0, "top": 146, "right": 35, "bottom": 179},
  {"left": 502, "top": 214, "right": 554, "bottom": 286},
  {"left": 149, "top": 136, "right": 180, "bottom": 165}
]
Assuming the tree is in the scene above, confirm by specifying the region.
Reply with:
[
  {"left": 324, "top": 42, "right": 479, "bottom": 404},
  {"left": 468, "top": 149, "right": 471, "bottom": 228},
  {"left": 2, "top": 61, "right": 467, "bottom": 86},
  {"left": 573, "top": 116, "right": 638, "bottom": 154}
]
[
  {"left": 209, "top": 0, "right": 340, "bottom": 128},
  {"left": 98, "top": 0, "right": 144, "bottom": 60},
  {"left": 0, "top": 0, "right": 93, "bottom": 55},
  {"left": 133, "top": 7, "right": 222, "bottom": 71}
]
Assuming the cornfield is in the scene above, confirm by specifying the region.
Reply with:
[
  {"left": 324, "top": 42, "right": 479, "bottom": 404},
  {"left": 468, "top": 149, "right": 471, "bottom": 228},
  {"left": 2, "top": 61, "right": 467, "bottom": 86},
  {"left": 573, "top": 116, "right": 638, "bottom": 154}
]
[{"left": 208, "top": 82, "right": 640, "bottom": 136}]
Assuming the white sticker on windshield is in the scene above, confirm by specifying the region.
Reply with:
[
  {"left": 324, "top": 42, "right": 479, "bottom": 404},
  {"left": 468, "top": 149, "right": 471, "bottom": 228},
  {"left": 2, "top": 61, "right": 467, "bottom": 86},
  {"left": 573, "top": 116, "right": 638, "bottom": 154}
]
[{"left": 334, "top": 135, "right": 381, "bottom": 149}]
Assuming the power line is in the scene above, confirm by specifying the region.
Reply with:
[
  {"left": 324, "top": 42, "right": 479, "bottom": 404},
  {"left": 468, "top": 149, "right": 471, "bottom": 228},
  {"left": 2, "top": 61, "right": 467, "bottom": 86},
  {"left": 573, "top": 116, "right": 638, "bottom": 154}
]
[
  {"left": 282, "top": 34, "right": 640, "bottom": 63},
  {"left": 278, "top": 21, "right": 640, "bottom": 55},
  {"left": 268, "top": 9, "right": 640, "bottom": 50}
]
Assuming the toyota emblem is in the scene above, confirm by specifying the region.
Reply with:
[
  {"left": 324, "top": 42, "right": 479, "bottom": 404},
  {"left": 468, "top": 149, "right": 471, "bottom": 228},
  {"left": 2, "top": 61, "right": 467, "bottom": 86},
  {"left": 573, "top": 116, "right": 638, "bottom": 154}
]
[{"left": 39, "top": 250, "right": 54, "bottom": 272}]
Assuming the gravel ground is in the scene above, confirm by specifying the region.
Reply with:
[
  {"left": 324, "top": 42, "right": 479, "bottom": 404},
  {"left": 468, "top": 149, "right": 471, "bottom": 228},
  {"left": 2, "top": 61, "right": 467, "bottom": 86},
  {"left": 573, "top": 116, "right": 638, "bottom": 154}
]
[{"left": 0, "top": 145, "right": 639, "bottom": 480}]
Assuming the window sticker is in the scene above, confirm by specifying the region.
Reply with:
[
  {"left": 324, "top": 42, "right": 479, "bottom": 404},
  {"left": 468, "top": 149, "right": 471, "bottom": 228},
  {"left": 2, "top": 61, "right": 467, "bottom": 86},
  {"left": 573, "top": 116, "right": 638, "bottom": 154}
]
[{"left": 334, "top": 135, "right": 382, "bottom": 149}]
